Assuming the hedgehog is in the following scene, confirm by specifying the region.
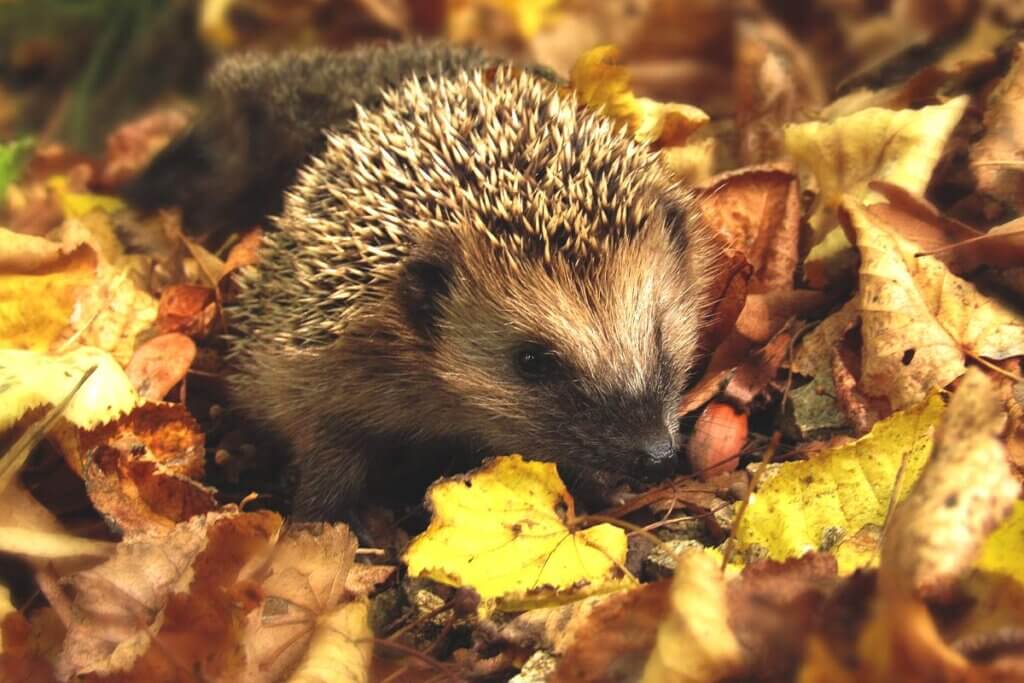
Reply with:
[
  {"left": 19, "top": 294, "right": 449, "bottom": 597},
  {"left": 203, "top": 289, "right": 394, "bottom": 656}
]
[{"left": 128, "top": 43, "right": 716, "bottom": 520}]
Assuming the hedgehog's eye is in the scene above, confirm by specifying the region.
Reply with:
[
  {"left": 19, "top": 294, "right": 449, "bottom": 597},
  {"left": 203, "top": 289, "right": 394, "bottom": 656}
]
[{"left": 513, "top": 343, "right": 561, "bottom": 382}]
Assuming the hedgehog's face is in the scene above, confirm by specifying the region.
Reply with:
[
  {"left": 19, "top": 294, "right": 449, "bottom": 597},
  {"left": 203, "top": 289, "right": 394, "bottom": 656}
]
[{"left": 397, "top": 202, "right": 712, "bottom": 484}]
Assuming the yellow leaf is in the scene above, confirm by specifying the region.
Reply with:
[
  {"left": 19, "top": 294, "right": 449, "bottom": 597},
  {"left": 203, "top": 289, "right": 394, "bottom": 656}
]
[
  {"left": 446, "top": 0, "right": 561, "bottom": 40},
  {"left": 0, "top": 347, "right": 138, "bottom": 432},
  {"left": 47, "top": 175, "right": 126, "bottom": 218},
  {"left": 0, "top": 242, "right": 96, "bottom": 351},
  {"left": 735, "top": 395, "right": 944, "bottom": 574},
  {"left": 404, "top": 455, "right": 634, "bottom": 613},
  {"left": 784, "top": 96, "right": 967, "bottom": 284},
  {"left": 570, "top": 45, "right": 709, "bottom": 148},
  {"left": 882, "top": 369, "right": 1020, "bottom": 596},
  {"left": 847, "top": 199, "right": 1024, "bottom": 408},
  {"left": 977, "top": 501, "right": 1024, "bottom": 582}
]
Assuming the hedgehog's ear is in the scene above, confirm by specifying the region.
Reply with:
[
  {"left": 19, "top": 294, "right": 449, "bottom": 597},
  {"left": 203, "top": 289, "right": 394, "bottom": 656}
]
[{"left": 397, "top": 258, "right": 453, "bottom": 340}]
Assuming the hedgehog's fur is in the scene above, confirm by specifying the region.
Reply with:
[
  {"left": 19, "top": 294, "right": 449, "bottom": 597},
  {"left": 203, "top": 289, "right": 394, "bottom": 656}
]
[
  {"left": 123, "top": 42, "right": 498, "bottom": 241},
  {"left": 214, "top": 54, "right": 716, "bottom": 520}
]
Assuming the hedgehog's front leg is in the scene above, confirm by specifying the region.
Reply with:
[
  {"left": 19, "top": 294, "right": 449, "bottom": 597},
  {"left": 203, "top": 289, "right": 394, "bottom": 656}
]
[{"left": 287, "top": 439, "right": 370, "bottom": 521}]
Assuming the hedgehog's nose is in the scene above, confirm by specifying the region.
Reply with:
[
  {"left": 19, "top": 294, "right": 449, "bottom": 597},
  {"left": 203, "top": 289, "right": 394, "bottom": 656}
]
[{"left": 633, "top": 434, "right": 679, "bottom": 482}]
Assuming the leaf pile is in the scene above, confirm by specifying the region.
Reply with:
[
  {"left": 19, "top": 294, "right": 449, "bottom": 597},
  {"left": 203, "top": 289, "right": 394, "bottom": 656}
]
[{"left": 3, "top": 1, "right": 1024, "bottom": 682}]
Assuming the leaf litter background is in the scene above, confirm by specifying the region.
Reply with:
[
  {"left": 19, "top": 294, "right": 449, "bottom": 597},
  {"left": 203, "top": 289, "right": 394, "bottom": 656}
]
[{"left": 2, "top": 1, "right": 1024, "bottom": 681}]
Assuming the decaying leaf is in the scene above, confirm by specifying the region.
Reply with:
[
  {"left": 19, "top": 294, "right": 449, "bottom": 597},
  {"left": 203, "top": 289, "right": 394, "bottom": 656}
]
[
  {"left": 404, "top": 454, "right": 635, "bottom": 613},
  {"left": 551, "top": 582, "right": 669, "bottom": 683},
  {"left": 240, "top": 523, "right": 376, "bottom": 682},
  {"left": 66, "top": 402, "right": 216, "bottom": 534},
  {"left": 883, "top": 368, "right": 1021, "bottom": 597},
  {"left": 57, "top": 509, "right": 282, "bottom": 681},
  {"left": 971, "top": 41, "right": 1024, "bottom": 215},
  {"left": 640, "top": 550, "right": 743, "bottom": 683},
  {"left": 784, "top": 96, "right": 968, "bottom": 285},
  {"left": 286, "top": 600, "right": 372, "bottom": 683},
  {"left": 735, "top": 395, "right": 944, "bottom": 573},
  {"left": 695, "top": 165, "right": 801, "bottom": 291},
  {"left": 124, "top": 332, "right": 197, "bottom": 401},
  {"left": 846, "top": 199, "right": 1024, "bottom": 409}
]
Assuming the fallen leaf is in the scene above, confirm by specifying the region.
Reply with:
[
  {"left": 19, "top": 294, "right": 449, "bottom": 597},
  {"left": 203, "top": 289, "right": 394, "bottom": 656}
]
[
  {"left": 978, "top": 501, "right": 1024, "bottom": 582},
  {"left": 0, "top": 347, "right": 138, "bottom": 433},
  {"left": 726, "top": 554, "right": 839, "bottom": 681},
  {"left": 971, "top": 41, "right": 1024, "bottom": 214},
  {"left": 784, "top": 96, "right": 968, "bottom": 285},
  {"left": 846, "top": 199, "right": 1024, "bottom": 409},
  {"left": 0, "top": 240, "right": 97, "bottom": 351},
  {"left": 124, "top": 332, "right": 197, "bottom": 401},
  {"left": 156, "top": 283, "right": 218, "bottom": 337},
  {"left": 286, "top": 600, "right": 372, "bottom": 683},
  {"left": 640, "top": 550, "right": 743, "bottom": 683},
  {"left": 735, "top": 395, "right": 944, "bottom": 573},
  {"left": 57, "top": 509, "right": 282, "bottom": 681},
  {"left": 695, "top": 165, "right": 802, "bottom": 291},
  {"left": 240, "top": 523, "right": 366, "bottom": 682},
  {"left": 46, "top": 175, "right": 126, "bottom": 219},
  {"left": 570, "top": 45, "right": 710, "bottom": 148},
  {"left": 734, "top": 11, "right": 826, "bottom": 165},
  {"left": 404, "top": 454, "right": 635, "bottom": 613},
  {"left": 550, "top": 582, "right": 669, "bottom": 683},
  {"left": 882, "top": 368, "right": 1021, "bottom": 598},
  {"left": 67, "top": 402, "right": 216, "bottom": 534}
]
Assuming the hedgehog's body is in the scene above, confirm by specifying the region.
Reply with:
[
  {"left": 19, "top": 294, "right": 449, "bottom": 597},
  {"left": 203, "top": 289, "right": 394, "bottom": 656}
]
[{"left": 133, "top": 44, "right": 715, "bottom": 520}]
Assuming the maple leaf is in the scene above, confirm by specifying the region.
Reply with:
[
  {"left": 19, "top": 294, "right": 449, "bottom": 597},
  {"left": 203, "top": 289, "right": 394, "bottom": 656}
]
[{"left": 404, "top": 455, "right": 635, "bottom": 613}]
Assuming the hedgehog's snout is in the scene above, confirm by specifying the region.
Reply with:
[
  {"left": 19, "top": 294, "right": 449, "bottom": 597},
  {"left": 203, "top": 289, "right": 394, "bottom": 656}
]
[{"left": 629, "top": 432, "right": 679, "bottom": 481}]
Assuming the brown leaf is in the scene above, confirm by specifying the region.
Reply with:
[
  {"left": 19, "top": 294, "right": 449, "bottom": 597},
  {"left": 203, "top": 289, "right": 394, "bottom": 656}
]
[
  {"left": 971, "top": 42, "right": 1024, "bottom": 214},
  {"left": 734, "top": 11, "right": 826, "bottom": 165},
  {"left": 841, "top": 199, "right": 1024, "bottom": 410},
  {"left": 551, "top": 581, "right": 669, "bottom": 683},
  {"left": 156, "top": 283, "right": 218, "bottom": 337},
  {"left": 867, "top": 181, "right": 1024, "bottom": 275},
  {"left": 54, "top": 402, "right": 216, "bottom": 534},
  {"left": 882, "top": 368, "right": 1020, "bottom": 600},
  {"left": 696, "top": 164, "right": 802, "bottom": 292},
  {"left": 727, "top": 554, "right": 839, "bottom": 681},
  {"left": 240, "top": 522, "right": 362, "bottom": 682},
  {"left": 57, "top": 509, "right": 282, "bottom": 681},
  {"left": 98, "top": 108, "right": 192, "bottom": 190},
  {"left": 125, "top": 332, "right": 197, "bottom": 401}
]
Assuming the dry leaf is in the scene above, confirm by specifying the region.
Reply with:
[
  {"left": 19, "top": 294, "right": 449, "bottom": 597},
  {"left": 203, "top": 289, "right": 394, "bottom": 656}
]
[
  {"left": 845, "top": 199, "right": 1024, "bottom": 409},
  {"left": 65, "top": 403, "right": 216, "bottom": 534},
  {"left": 551, "top": 582, "right": 669, "bottom": 683},
  {"left": 971, "top": 41, "right": 1024, "bottom": 214},
  {"left": 882, "top": 368, "right": 1020, "bottom": 599},
  {"left": 57, "top": 509, "right": 282, "bottom": 681},
  {"left": 640, "top": 550, "right": 742, "bottom": 683},
  {"left": 240, "top": 523, "right": 362, "bottom": 682},
  {"left": 696, "top": 165, "right": 802, "bottom": 291},
  {"left": 570, "top": 45, "right": 710, "bottom": 148},
  {"left": 785, "top": 96, "right": 968, "bottom": 285},
  {"left": 125, "top": 332, "right": 197, "bottom": 401},
  {"left": 286, "top": 600, "right": 372, "bottom": 683}
]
